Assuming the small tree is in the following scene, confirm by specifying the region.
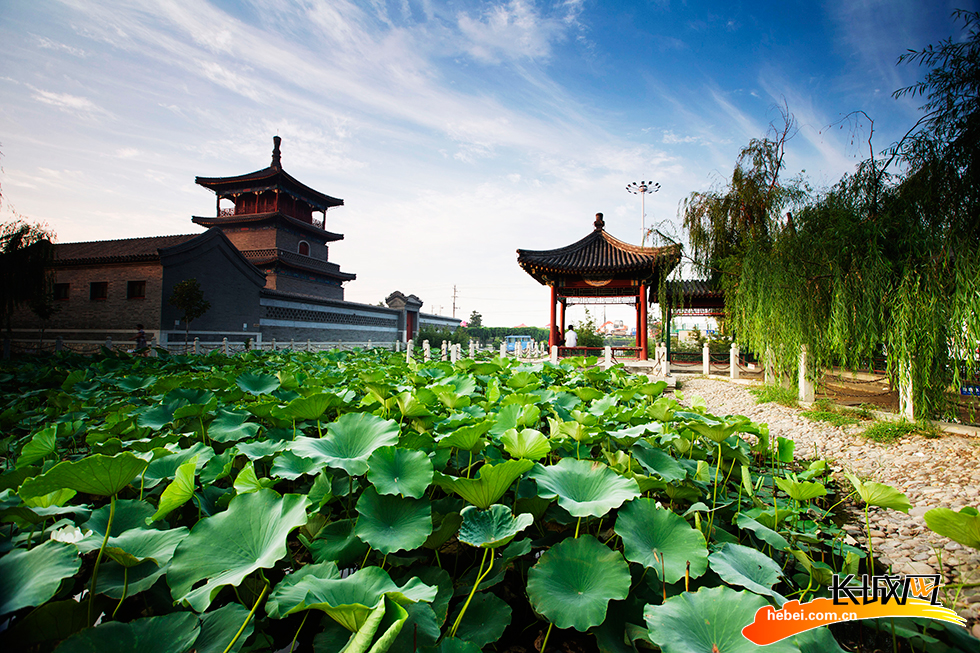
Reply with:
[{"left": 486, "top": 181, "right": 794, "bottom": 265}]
[
  {"left": 1, "top": 220, "right": 54, "bottom": 357},
  {"left": 574, "top": 310, "right": 605, "bottom": 348},
  {"left": 169, "top": 279, "right": 210, "bottom": 345},
  {"left": 468, "top": 310, "right": 483, "bottom": 328}
]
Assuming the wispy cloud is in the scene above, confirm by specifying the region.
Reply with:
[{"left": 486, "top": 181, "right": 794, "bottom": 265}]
[
  {"left": 456, "top": 0, "right": 582, "bottom": 63},
  {"left": 28, "top": 86, "right": 112, "bottom": 118},
  {"left": 34, "top": 35, "right": 86, "bottom": 56}
]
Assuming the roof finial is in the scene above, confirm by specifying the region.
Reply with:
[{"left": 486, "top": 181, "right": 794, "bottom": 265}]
[
  {"left": 594, "top": 212, "right": 605, "bottom": 230},
  {"left": 272, "top": 136, "right": 282, "bottom": 168}
]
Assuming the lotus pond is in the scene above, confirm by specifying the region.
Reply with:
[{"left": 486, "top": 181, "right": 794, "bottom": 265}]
[{"left": 0, "top": 347, "right": 976, "bottom": 652}]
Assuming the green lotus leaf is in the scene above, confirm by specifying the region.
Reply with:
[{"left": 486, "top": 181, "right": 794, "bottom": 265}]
[
  {"left": 17, "top": 426, "right": 57, "bottom": 469},
  {"left": 433, "top": 459, "right": 534, "bottom": 509},
  {"left": 735, "top": 514, "right": 791, "bottom": 551},
  {"left": 844, "top": 472, "right": 911, "bottom": 512},
  {"left": 432, "top": 384, "right": 471, "bottom": 409},
  {"left": 195, "top": 602, "right": 254, "bottom": 653},
  {"left": 235, "top": 439, "right": 288, "bottom": 461},
  {"left": 52, "top": 611, "right": 200, "bottom": 653},
  {"left": 614, "top": 498, "right": 708, "bottom": 583},
  {"left": 423, "top": 511, "right": 463, "bottom": 549},
  {"left": 393, "top": 391, "right": 433, "bottom": 419},
  {"left": 301, "top": 518, "right": 368, "bottom": 567},
  {"left": 0, "top": 540, "right": 81, "bottom": 617},
  {"left": 233, "top": 461, "right": 275, "bottom": 494},
  {"left": 355, "top": 486, "right": 433, "bottom": 555},
  {"left": 390, "top": 602, "right": 441, "bottom": 653},
  {"left": 635, "top": 381, "right": 668, "bottom": 397},
  {"left": 301, "top": 565, "right": 437, "bottom": 632},
  {"left": 367, "top": 446, "right": 433, "bottom": 498},
  {"left": 270, "top": 451, "right": 323, "bottom": 480},
  {"left": 775, "top": 477, "right": 827, "bottom": 502},
  {"left": 527, "top": 535, "right": 630, "bottom": 631},
  {"left": 529, "top": 458, "right": 640, "bottom": 518},
  {"left": 101, "top": 526, "right": 188, "bottom": 569},
  {"left": 500, "top": 428, "right": 551, "bottom": 460},
  {"left": 426, "top": 638, "right": 482, "bottom": 653},
  {"left": 290, "top": 413, "right": 400, "bottom": 476},
  {"left": 709, "top": 543, "right": 783, "bottom": 598},
  {"left": 0, "top": 598, "right": 90, "bottom": 650},
  {"left": 280, "top": 393, "right": 341, "bottom": 420},
  {"left": 19, "top": 453, "right": 149, "bottom": 498},
  {"left": 924, "top": 506, "right": 980, "bottom": 550},
  {"left": 436, "top": 422, "right": 491, "bottom": 453},
  {"left": 207, "top": 409, "right": 261, "bottom": 443},
  {"left": 343, "top": 595, "right": 408, "bottom": 653},
  {"left": 675, "top": 412, "right": 740, "bottom": 443},
  {"left": 168, "top": 490, "right": 311, "bottom": 612},
  {"left": 458, "top": 504, "right": 533, "bottom": 549},
  {"left": 644, "top": 585, "right": 798, "bottom": 653},
  {"left": 143, "top": 442, "right": 214, "bottom": 488},
  {"left": 631, "top": 445, "right": 686, "bottom": 483},
  {"left": 266, "top": 561, "right": 341, "bottom": 618},
  {"left": 83, "top": 499, "right": 156, "bottom": 538},
  {"left": 572, "top": 387, "right": 604, "bottom": 402},
  {"left": 138, "top": 403, "right": 176, "bottom": 430},
  {"left": 148, "top": 456, "right": 197, "bottom": 522},
  {"left": 446, "top": 591, "right": 512, "bottom": 648},
  {"left": 236, "top": 372, "right": 280, "bottom": 395}
]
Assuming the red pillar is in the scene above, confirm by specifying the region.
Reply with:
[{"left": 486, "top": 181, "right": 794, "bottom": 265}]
[
  {"left": 549, "top": 285, "right": 558, "bottom": 349},
  {"left": 638, "top": 284, "right": 648, "bottom": 360},
  {"left": 559, "top": 300, "right": 566, "bottom": 335}
]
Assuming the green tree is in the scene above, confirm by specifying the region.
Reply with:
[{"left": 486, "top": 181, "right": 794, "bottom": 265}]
[
  {"left": 169, "top": 278, "right": 211, "bottom": 345},
  {"left": 1, "top": 220, "right": 54, "bottom": 357},
  {"left": 574, "top": 310, "right": 605, "bottom": 349},
  {"left": 468, "top": 310, "right": 483, "bottom": 328}
]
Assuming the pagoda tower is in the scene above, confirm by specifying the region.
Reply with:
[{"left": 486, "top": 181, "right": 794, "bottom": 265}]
[{"left": 193, "top": 136, "right": 355, "bottom": 300}]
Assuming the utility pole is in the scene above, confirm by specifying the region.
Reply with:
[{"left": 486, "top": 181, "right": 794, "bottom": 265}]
[{"left": 452, "top": 285, "right": 458, "bottom": 318}]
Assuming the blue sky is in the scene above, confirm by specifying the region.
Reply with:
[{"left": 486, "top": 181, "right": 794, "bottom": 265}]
[{"left": 0, "top": 0, "right": 974, "bottom": 328}]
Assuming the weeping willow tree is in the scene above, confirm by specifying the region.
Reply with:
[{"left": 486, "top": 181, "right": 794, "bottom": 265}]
[{"left": 684, "top": 11, "right": 980, "bottom": 418}]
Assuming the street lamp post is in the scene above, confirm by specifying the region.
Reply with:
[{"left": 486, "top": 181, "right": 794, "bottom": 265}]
[{"left": 626, "top": 181, "right": 660, "bottom": 246}]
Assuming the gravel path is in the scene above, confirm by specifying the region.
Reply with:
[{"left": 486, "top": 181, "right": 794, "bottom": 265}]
[{"left": 674, "top": 374, "right": 980, "bottom": 630}]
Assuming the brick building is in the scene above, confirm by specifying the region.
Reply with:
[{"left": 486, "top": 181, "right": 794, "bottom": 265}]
[{"left": 11, "top": 138, "right": 459, "bottom": 348}]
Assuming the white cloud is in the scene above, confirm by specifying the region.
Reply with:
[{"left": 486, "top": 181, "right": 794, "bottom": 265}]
[
  {"left": 28, "top": 87, "right": 111, "bottom": 118},
  {"left": 456, "top": 0, "right": 578, "bottom": 63},
  {"left": 34, "top": 35, "right": 86, "bottom": 56}
]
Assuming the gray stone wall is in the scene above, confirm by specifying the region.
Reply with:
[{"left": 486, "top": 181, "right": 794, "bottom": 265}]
[{"left": 258, "top": 293, "right": 399, "bottom": 342}]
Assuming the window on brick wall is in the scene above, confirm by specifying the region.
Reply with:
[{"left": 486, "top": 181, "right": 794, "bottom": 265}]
[
  {"left": 54, "top": 283, "right": 69, "bottom": 301},
  {"left": 127, "top": 280, "right": 146, "bottom": 299},
  {"left": 298, "top": 241, "right": 310, "bottom": 256},
  {"left": 90, "top": 282, "right": 108, "bottom": 300}
]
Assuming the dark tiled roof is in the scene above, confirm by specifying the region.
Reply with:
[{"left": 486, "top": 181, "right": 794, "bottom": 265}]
[
  {"left": 54, "top": 234, "right": 200, "bottom": 265},
  {"left": 191, "top": 212, "right": 344, "bottom": 242},
  {"left": 243, "top": 248, "right": 356, "bottom": 281},
  {"left": 196, "top": 166, "right": 343, "bottom": 211},
  {"left": 517, "top": 228, "right": 680, "bottom": 283},
  {"left": 666, "top": 279, "right": 722, "bottom": 298}
]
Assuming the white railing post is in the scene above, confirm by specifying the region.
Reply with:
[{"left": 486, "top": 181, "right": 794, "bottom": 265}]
[
  {"left": 500, "top": 342, "right": 507, "bottom": 358},
  {"left": 451, "top": 343, "right": 459, "bottom": 363},
  {"left": 223, "top": 337, "right": 229, "bottom": 355},
  {"left": 730, "top": 343, "right": 740, "bottom": 380},
  {"left": 604, "top": 345, "right": 612, "bottom": 366},
  {"left": 798, "top": 345, "right": 815, "bottom": 402},
  {"left": 550, "top": 345, "right": 558, "bottom": 364},
  {"left": 406, "top": 339, "right": 414, "bottom": 363},
  {"left": 307, "top": 339, "right": 311, "bottom": 351},
  {"left": 469, "top": 339, "right": 475, "bottom": 358},
  {"left": 367, "top": 340, "right": 372, "bottom": 350},
  {"left": 702, "top": 343, "right": 710, "bottom": 376},
  {"left": 423, "top": 340, "right": 431, "bottom": 362},
  {"left": 441, "top": 341, "right": 447, "bottom": 361},
  {"left": 899, "top": 357, "right": 915, "bottom": 421},
  {"left": 55, "top": 336, "right": 63, "bottom": 352},
  {"left": 271, "top": 338, "right": 277, "bottom": 351},
  {"left": 105, "top": 336, "right": 112, "bottom": 349},
  {"left": 194, "top": 337, "right": 200, "bottom": 355}
]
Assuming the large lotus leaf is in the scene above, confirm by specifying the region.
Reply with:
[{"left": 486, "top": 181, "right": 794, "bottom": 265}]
[
  {"left": 426, "top": 639, "right": 482, "bottom": 653},
  {"left": 675, "top": 412, "right": 740, "bottom": 443},
  {"left": 527, "top": 535, "right": 630, "bottom": 631},
  {"left": 614, "top": 498, "right": 708, "bottom": 583},
  {"left": 775, "top": 477, "right": 827, "bottom": 502},
  {"left": 149, "top": 456, "right": 197, "bottom": 522},
  {"left": 446, "top": 591, "right": 512, "bottom": 648},
  {"left": 17, "top": 426, "right": 57, "bottom": 468},
  {"left": 433, "top": 459, "right": 534, "bottom": 509},
  {"left": 500, "top": 428, "right": 551, "bottom": 460},
  {"left": 644, "top": 585, "right": 799, "bottom": 653},
  {"left": 367, "top": 446, "right": 433, "bottom": 499},
  {"left": 631, "top": 445, "right": 686, "bottom": 483},
  {"left": 236, "top": 372, "right": 280, "bottom": 395},
  {"left": 83, "top": 499, "right": 157, "bottom": 538},
  {"left": 138, "top": 403, "right": 176, "bottom": 430},
  {"left": 96, "top": 557, "right": 168, "bottom": 599},
  {"left": 301, "top": 566, "right": 437, "bottom": 632},
  {"left": 19, "top": 453, "right": 149, "bottom": 498},
  {"left": 924, "top": 506, "right": 980, "bottom": 550},
  {"left": 355, "top": 487, "right": 433, "bottom": 555},
  {"left": 280, "top": 393, "right": 341, "bottom": 420},
  {"left": 195, "top": 602, "right": 254, "bottom": 653},
  {"left": 302, "top": 518, "right": 369, "bottom": 567},
  {"left": 207, "top": 409, "right": 261, "bottom": 443},
  {"left": 390, "top": 602, "right": 441, "bottom": 653},
  {"left": 52, "top": 611, "right": 200, "bottom": 653},
  {"left": 236, "top": 440, "right": 288, "bottom": 461},
  {"left": 168, "top": 490, "right": 311, "bottom": 612},
  {"left": 709, "top": 543, "right": 783, "bottom": 598},
  {"left": 1, "top": 598, "right": 91, "bottom": 650},
  {"left": 458, "top": 504, "right": 533, "bottom": 549},
  {"left": 529, "top": 458, "right": 640, "bottom": 518},
  {"left": 735, "top": 514, "right": 791, "bottom": 552},
  {"left": 270, "top": 451, "right": 323, "bottom": 480},
  {"left": 435, "top": 422, "right": 491, "bottom": 453},
  {"left": 342, "top": 595, "right": 408, "bottom": 653},
  {"left": 290, "top": 413, "right": 400, "bottom": 476},
  {"left": 102, "top": 526, "right": 188, "bottom": 569},
  {"left": 0, "top": 540, "right": 81, "bottom": 617},
  {"left": 844, "top": 472, "right": 911, "bottom": 512},
  {"left": 143, "top": 443, "right": 214, "bottom": 488},
  {"left": 266, "top": 561, "right": 342, "bottom": 618}
]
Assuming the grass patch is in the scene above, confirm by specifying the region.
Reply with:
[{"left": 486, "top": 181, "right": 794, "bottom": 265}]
[
  {"left": 800, "top": 410, "right": 860, "bottom": 427},
  {"left": 860, "top": 419, "right": 940, "bottom": 442},
  {"left": 749, "top": 384, "right": 799, "bottom": 407}
]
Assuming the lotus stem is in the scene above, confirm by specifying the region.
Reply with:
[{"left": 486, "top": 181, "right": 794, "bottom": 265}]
[
  {"left": 361, "top": 548, "right": 371, "bottom": 570},
  {"left": 574, "top": 517, "right": 581, "bottom": 539},
  {"left": 289, "top": 611, "right": 310, "bottom": 652},
  {"left": 540, "top": 622, "right": 554, "bottom": 653},
  {"left": 89, "top": 493, "right": 116, "bottom": 625},
  {"left": 450, "top": 548, "right": 492, "bottom": 638},
  {"left": 112, "top": 567, "right": 129, "bottom": 620},
  {"left": 865, "top": 503, "right": 874, "bottom": 576},
  {"left": 222, "top": 581, "right": 267, "bottom": 653}
]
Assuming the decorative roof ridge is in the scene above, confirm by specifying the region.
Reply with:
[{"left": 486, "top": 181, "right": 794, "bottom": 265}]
[{"left": 191, "top": 212, "right": 345, "bottom": 241}]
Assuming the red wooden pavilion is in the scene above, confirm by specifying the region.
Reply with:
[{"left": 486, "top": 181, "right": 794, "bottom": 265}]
[{"left": 517, "top": 213, "right": 681, "bottom": 360}]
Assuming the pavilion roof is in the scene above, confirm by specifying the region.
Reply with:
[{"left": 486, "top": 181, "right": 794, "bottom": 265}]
[
  {"left": 195, "top": 137, "right": 344, "bottom": 211},
  {"left": 517, "top": 214, "right": 681, "bottom": 285}
]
